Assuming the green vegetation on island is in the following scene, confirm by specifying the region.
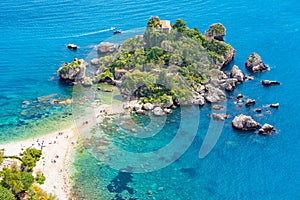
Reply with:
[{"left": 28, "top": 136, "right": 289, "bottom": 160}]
[{"left": 57, "top": 16, "right": 236, "bottom": 113}]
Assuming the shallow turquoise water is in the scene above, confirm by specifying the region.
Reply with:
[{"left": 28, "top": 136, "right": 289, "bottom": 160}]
[{"left": 1, "top": 0, "right": 300, "bottom": 199}]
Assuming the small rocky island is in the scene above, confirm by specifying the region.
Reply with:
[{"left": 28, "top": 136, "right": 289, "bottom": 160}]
[{"left": 58, "top": 16, "right": 279, "bottom": 135}]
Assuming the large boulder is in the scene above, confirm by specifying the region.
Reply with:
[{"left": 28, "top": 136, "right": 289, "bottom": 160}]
[
  {"left": 219, "top": 78, "right": 237, "bottom": 92},
  {"left": 232, "top": 114, "right": 261, "bottom": 131},
  {"left": 142, "top": 103, "right": 154, "bottom": 111},
  {"left": 205, "top": 23, "right": 226, "bottom": 41},
  {"left": 210, "top": 113, "right": 229, "bottom": 121},
  {"left": 57, "top": 58, "right": 88, "bottom": 85},
  {"left": 153, "top": 107, "right": 165, "bottom": 116},
  {"left": 262, "top": 80, "right": 280, "bottom": 86},
  {"left": 230, "top": 65, "right": 246, "bottom": 82},
  {"left": 245, "top": 98, "right": 256, "bottom": 107},
  {"left": 97, "top": 42, "right": 117, "bottom": 55},
  {"left": 179, "top": 92, "right": 205, "bottom": 106},
  {"left": 204, "top": 84, "right": 226, "bottom": 103},
  {"left": 258, "top": 124, "right": 276, "bottom": 135},
  {"left": 245, "top": 53, "right": 269, "bottom": 72}
]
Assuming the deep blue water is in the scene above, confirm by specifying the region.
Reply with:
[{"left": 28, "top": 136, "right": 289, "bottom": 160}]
[{"left": 1, "top": 0, "right": 299, "bottom": 199}]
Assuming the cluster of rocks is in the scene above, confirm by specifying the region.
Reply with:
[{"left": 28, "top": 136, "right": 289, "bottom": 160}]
[
  {"left": 232, "top": 114, "right": 276, "bottom": 135},
  {"left": 123, "top": 101, "right": 174, "bottom": 116}
]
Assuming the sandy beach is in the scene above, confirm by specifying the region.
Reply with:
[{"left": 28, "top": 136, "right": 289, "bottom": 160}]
[
  {"left": 0, "top": 101, "right": 126, "bottom": 200},
  {"left": 0, "top": 125, "right": 79, "bottom": 200}
]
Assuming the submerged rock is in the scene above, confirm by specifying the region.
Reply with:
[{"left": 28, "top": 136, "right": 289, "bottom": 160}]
[
  {"left": 232, "top": 114, "right": 261, "bottom": 131},
  {"left": 258, "top": 123, "right": 276, "bottom": 135},
  {"left": 262, "top": 80, "right": 280, "bottom": 86},
  {"left": 22, "top": 101, "right": 30, "bottom": 105},
  {"left": 245, "top": 53, "right": 269, "bottom": 72}
]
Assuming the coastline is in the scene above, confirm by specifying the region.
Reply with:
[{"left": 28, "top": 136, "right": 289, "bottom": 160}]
[
  {"left": 0, "top": 99, "right": 125, "bottom": 200},
  {"left": 0, "top": 125, "right": 79, "bottom": 200}
]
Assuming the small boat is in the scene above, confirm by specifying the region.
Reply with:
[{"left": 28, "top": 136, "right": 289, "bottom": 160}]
[
  {"left": 109, "top": 27, "right": 116, "bottom": 31},
  {"left": 113, "top": 30, "right": 122, "bottom": 35},
  {"left": 67, "top": 44, "right": 78, "bottom": 50}
]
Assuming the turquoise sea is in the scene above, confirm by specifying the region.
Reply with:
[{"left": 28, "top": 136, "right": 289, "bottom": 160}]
[{"left": 0, "top": 0, "right": 299, "bottom": 199}]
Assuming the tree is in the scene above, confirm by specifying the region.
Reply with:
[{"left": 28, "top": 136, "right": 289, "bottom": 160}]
[
  {"left": 0, "top": 186, "right": 15, "bottom": 200},
  {"left": 1, "top": 163, "right": 24, "bottom": 195},
  {"left": 20, "top": 148, "right": 42, "bottom": 172},
  {"left": 172, "top": 19, "right": 187, "bottom": 32},
  {"left": 21, "top": 172, "right": 34, "bottom": 191}
]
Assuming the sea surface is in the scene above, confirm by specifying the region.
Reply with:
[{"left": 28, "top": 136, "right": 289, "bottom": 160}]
[{"left": 0, "top": 0, "right": 299, "bottom": 199}]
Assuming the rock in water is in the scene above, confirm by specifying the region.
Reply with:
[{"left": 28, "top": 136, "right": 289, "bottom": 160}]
[
  {"left": 259, "top": 123, "right": 276, "bottom": 135},
  {"left": 204, "top": 85, "right": 226, "bottom": 103},
  {"left": 97, "top": 42, "right": 117, "bottom": 55},
  {"left": 232, "top": 114, "right": 261, "bottom": 131},
  {"left": 245, "top": 98, "right": 256, "bottom": 107},
  {"left": 245, "top": 53, "right": 269, "bottom": 72},
  {"left": 270, "top": 103, "right": 279, "bottom": 108},
  {"left": 262, "top": 80, "right": 280, "bottom": 86},
  {"left": 230, "top": 65, "right": 246, "bottom": 82},
  {"left": 210, "top": 113, "right": 229, "bottom": 121},
  {"left": 153, "top": 107, "right": 165, "bottom": 116},
  {"left": 212, "top": 105, "right": 224, "bottom": 111},
  {"left": 136, "top": 109, "right": 146, "bottom": 115},
  {"left": 142, "top": 103, "right": 154, "bottom": 111},
  {"left": 57, "top": 58, "right": 88, "bottom": 85}
]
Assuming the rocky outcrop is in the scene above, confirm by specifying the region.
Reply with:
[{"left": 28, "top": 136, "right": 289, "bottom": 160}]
[
  {"left": 245, "top": 99, "right": 256, "bottom": 107},
  {"left": 136, "top": 109, "right": 146, "bottom": 115},
  {"left": 236, "top": 93, "right": 244, "bottom": 99},
  {"left": 204, "top": 84, "right": 226, "bottom": 103},
  {"left": 219, "top": 78, "right": 237, "bottom": 92},
  {"left": 91, "top": 58, "right": 100, "bottom": 65},
  {"left": 212, "top": 105, "right": 224, "bottom": 111},
  {"left": 270, "top": 103, "right": 279, "bottom": 108},
  {"left": 254, "top": 108, "right": 262, "bottom": 113},
  {"left": 258, "top": 124, "right": 276, "bottom": 135},
  {"left": 262, "top": 80, "right": 280, "bottom": 86},
  {"left": 163, "top": 108, "right": 173, "bottom": 114},
  {"left": 205, "top": 23, "right": 226, "bottom": 41},
  {"left": 232, "top": 114, "right": 261, "bottom": 131},
  {"left": 210, "top": 113, "right": 229, "bottom": 121},
  {"left": 142, "top": 103, "right": 154, "bottom": 111},
  {"left": 180, "top": 92, "right": 205, "bottom": 106},
  {"left": 245, "top": 53, "right": 269, "bottom": 72},
  {"left": 230, "top": 65, "right": 245, "bottom": 82},
  {"left": 57, "top": 58, "right": 91, "bottom": 85},
  {"left": 222, "top": 48, "right": 236, "bottom": 67},
  {"left": 97, "top": 42, "right": 117, "bottom": 56},
  {"left": 153, "top": 107, "right": 165, "bottom": 116}
]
